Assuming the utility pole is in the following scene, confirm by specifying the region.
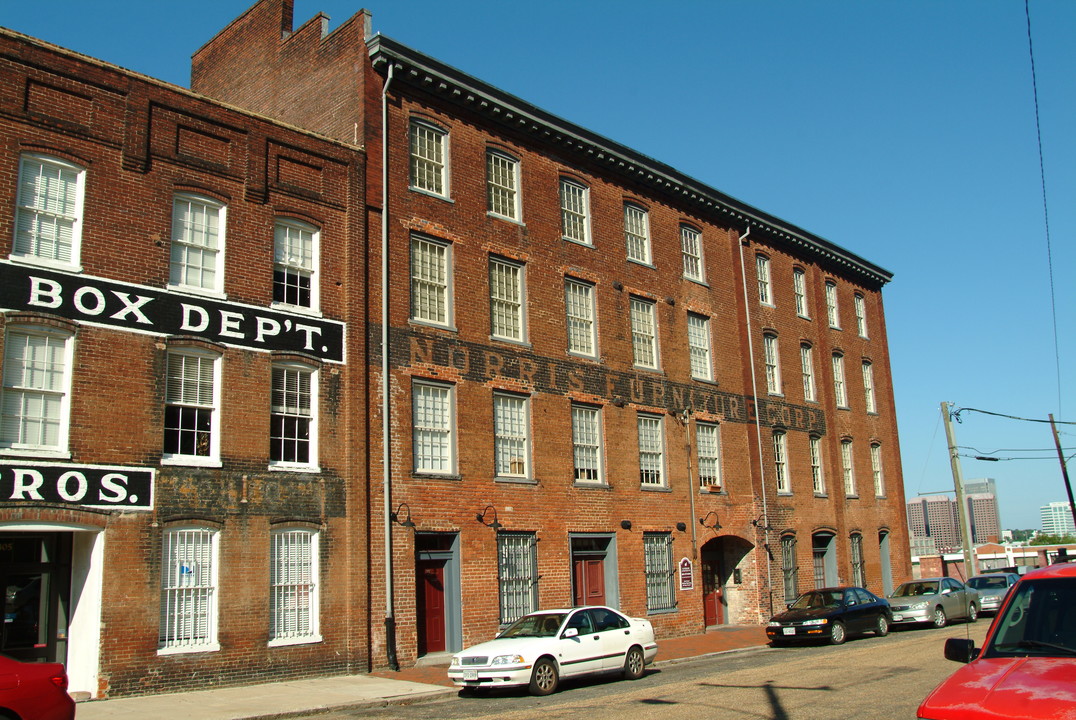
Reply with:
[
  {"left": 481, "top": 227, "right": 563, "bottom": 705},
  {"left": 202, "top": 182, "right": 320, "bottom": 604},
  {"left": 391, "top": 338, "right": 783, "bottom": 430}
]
[
  {"left": 1048, "top": 414, "right": 1076, "bottom": 534},
  {"left": 941, "top": 402, "right": 978, "bottom": 578}
]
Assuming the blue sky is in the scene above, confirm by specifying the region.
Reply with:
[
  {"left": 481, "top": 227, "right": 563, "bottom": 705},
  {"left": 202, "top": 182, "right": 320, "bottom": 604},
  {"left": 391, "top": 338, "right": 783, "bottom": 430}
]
[{"left": 4, "top": 1, "right": 1074, "bottom": 530}]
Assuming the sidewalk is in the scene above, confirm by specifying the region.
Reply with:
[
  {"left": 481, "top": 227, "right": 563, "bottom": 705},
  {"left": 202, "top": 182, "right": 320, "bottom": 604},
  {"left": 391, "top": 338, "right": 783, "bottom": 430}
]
[{"left": 75, "top": 625, "right": 768, "bottom": 720}]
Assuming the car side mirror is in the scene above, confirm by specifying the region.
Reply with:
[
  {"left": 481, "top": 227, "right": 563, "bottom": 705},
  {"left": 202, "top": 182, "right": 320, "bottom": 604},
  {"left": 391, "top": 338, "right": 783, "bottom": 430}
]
[
  {"left": 562, "top": 627, "right": 579, "bottom": 639},
  {"left": 944, "top": 638, "right": 976, "bottom": 664}
]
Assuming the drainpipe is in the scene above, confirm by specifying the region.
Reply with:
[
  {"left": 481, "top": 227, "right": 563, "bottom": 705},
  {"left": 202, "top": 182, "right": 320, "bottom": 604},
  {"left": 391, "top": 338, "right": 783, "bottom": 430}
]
[
  {"left": 381, "top": 62, "right": 399, "bottom": 671},
  {"left": 736, "top": 227, "right": 773, "bottom": 615}
]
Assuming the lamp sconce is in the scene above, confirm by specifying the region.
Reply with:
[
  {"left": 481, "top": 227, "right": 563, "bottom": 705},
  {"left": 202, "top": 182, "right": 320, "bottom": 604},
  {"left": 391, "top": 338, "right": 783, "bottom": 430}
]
[
  {"left": 665, "top": 296, "right": 675, "bottom": 306},
  {"left": 676, "top": 521, "right": 687, "bottom": 532},
  {"left": 751, "top": 514, "right": 773, "bottom": 532},
  {"left": 612, "top": 397, "right": 626, "bottom": 408},
  {"left": 620, "top": 519, "right": 632, "bottom": 530},
  {"left": 476, "top": 505, "right": 503, "bottom": 531},
  {"left": 612, "top": 281, "right": 624, "bottom": 291},
  {"left": 390, "top": 503, "right": 416, "bottom": 529},
  {"left": 699, "top": 511, "right": 720, "bottom": 530}
]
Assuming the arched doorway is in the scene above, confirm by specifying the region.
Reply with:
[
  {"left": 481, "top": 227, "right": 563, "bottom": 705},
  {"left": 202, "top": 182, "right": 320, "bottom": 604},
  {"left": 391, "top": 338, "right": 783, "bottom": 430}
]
[{"left": 700, "top": 535, "right": 754, "bottom": 627}]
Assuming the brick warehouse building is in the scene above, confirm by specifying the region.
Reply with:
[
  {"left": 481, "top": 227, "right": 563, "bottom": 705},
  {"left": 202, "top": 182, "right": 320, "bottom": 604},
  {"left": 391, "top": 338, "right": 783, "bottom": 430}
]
[
  {"left": 190, "top": 0, "right": 910, "bottom": 673},
  {"left": 0, "top": 26, "right": 369, "bottom": 697},
  {"left": 0, "top": 0, "right": 911, "bottom": 698}
]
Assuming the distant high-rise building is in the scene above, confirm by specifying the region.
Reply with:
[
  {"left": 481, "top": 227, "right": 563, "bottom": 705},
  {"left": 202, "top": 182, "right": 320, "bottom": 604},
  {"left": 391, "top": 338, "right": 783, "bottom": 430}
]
[
  {"left": 968, "top": 494, "right": 1000, "bottom": 544},
  {"left": 1040, "top": 502, "right": 1076, "bottom": 535},
  {"left": 907, "top": 491, "right": 1001, "bottom": 552},
  {"left": 964, "top": 478, "right": 997, "bottom": 496}
]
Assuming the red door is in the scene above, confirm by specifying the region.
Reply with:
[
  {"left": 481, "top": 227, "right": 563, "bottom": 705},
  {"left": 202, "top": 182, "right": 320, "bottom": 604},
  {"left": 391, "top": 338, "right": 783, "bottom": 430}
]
[
  {"left": 417, "top": 560, "right": 446, "bottom": 654},
  {"left": 573, "top": 558, "right": 605, "bottom": 606},
  {"left": 702, "top": 551, "right": 724, "bottom": 627}
]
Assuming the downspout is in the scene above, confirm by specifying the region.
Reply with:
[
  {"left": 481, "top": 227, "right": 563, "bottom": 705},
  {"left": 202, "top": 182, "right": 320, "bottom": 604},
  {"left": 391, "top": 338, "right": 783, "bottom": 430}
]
[
  {"left": 736, "top": 227, "right": 773, "bottom": 615},
  {"left": 381, "top": 62, "right": 399, "bottom": 671}
]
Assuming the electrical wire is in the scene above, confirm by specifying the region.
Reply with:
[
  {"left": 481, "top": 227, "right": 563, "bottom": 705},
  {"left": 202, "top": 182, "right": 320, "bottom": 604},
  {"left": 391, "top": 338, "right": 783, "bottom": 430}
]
[{"left": 952, "top": 406, "right": 1075, "bottom": 425}]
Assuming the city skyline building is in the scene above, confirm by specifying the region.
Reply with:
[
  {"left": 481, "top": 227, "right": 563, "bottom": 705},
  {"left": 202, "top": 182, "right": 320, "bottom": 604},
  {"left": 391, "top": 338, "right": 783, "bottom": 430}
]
[{"left": 1040, "top": 501, "right": 1076, "bottom": 535}]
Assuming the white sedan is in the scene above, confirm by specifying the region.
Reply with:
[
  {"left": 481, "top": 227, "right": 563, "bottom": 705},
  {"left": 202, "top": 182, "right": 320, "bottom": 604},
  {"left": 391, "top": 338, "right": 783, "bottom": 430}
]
[{"left": 448, "top": 606, "right": 658, "bottom": 695}]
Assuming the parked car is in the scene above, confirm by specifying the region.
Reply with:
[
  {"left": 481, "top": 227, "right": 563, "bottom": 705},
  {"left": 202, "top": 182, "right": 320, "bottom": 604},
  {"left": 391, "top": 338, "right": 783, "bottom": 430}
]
[
  {"left": 448, "top": 606, "right": 657, "bottom": 695},
  {"left": 766, "top": 586, "right": 892, "bottom": 646},
  {"left": 966, "top": 572, "right": 1020, "bottom": 615},
  {"left": 889, "top": 577, "right": 979, "bottom": 628},
  {"left": 917, "top": 561, "right": 1076, "bottom": 720},
  {"left": 0, "top": 654, "right": 76, "bottom": 720}
]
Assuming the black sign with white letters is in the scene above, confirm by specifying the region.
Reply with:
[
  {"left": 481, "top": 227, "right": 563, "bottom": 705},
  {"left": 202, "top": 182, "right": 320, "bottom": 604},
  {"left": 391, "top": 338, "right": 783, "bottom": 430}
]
[
  {"left": 0, "top": 263, "right": 345, "bottom": 362},
  {"left": 1, "top": 461, "right": 154, "bottom": 511}
]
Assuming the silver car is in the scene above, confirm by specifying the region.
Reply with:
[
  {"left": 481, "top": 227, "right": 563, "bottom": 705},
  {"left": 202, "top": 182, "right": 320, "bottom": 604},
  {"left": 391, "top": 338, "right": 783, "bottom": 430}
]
[
  {"left": 888, "top": 577, "right": 980, "bottom": 628},
  {"left": 965, "top": 572, "right": 1020, "bottom": 614}
]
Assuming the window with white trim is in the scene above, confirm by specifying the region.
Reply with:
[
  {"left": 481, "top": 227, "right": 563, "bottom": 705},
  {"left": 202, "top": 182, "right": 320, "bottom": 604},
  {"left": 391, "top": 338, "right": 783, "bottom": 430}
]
[
  {"left": 681, "top": 225, "right": 704, "bottom": 282},
  {"left": 498, "top": 532, "right": 539, "bottom": 624},
  {"left": 696, "top": 422, "right": 721, "bottom": 489},
  {"left": 159, "top": 527, "right": 219, "bottom": 653},
  {"left": 800, "top": 343, "right": 816, "bottom": 402},
  {"left": 487, "top": 150, "right": 520, "bottom": 220},
  {"left": 862, "top": 360, "right": 876, "bottom": 413},
  {"left": 850, "top": 533, "right": 865, "bottom": 588},
  {"left": 1, "top": 328, "right": 73, "bottom": 453},
  {"left": 810, "top": 435, "right": 825, "bottom": 495},
  {"left": 412, "top": 380, "right": 454, "bottom": 474},
  {"left": 409, "top": 120, "right": 447, "bottom": 196},
  {"left": 832, "top": 353, "right": 848, "bottom": 407},
  {"left": 774, "top": 431, "right": 790, "bottom": 493},
  {"left": 269, "top": 528, "right": 320, "bottom": 645},
  {"left": 871, "top": 442, "right": 885, "bottom": 497},
  {"left": 630, "top": 297, "right": 658, "bottom": 369},
  {"left": 643, "top": 532, "right": 675, "bottom": 611},
  {"left": 757, "top": 254, "right": 772, "bottom": 305},
  {"left": 687, "top": 313, "right": 712, "bottom": 381},
  {"left": 793, "top": 268, "right": 809, "bottom": 318},
  {"left": 637, "top": 414, "right": 665, "bottom": 487},
  {"left": 781, "top": 534, "right": 799, "bottom": 603},
  {"left": 494, "top": 392, "right": 529, "bottom": 479},
  {"left": 164, "top": 350, "right": 219, "bottom": 462},
  {"left": 624, "top": 203, "right": 651, "bottom": 264},
  {"left": 410, "top": 235, "right": 451, "bottom": 326},
  {"left": 273, "top": 219, "right": 318, "bottom": 310},
  {"left": 854, "top": 293, "right": 868, "bottom": 338},
  {"left": 565, "top": 279, "right": 596, "bottom": 357},
  {"left": 170, "top": 194, "right": 225, "bottom": 294},
  {"left": 763, "top": 333, "right": 781, "bottom": 395},
  {"left": 841, "top": 439, "right": 856, "bottom": 496},
  {"left": 489, "top": 257, "right": 524, "bottom": 342},
  {"left": 270, "top": 364, "right": 315, "bottom": 468},
  {"left": 13, "top": 154, "right": 84, "bottom": 268},
  {"left": 571, "top": 403, "right": 603, "bottom": 483},
  {"left": 825, "top": 281, "right": 840, "bottom": 328},
  {"left": 559, "top": 179, "right": 590, "bottom": 245}
]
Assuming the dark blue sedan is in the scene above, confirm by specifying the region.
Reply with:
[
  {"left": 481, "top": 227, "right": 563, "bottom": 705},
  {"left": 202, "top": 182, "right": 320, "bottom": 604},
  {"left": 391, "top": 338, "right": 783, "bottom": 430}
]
[{"left": 767, "top": 586, "right": 892, "bottom": 645}]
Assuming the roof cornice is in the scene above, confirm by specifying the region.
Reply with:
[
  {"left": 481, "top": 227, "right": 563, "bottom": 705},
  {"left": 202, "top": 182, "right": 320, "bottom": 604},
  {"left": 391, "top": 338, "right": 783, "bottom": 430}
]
[{"left": 368, "top": 34, "right": 892, "bottom": 287}]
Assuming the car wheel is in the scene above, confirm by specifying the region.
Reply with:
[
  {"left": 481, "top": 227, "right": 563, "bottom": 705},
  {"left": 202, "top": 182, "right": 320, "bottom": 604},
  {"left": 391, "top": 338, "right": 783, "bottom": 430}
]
[
  {"left": 875, "top": 615, "right": 889, "bottom": 637},
  {"left": 932, "top": 607, "right": 947, "bottom": 628},
  {"left": 623, "top": 646, "right": 645, "bottom": 680},
  {"left": 829, "top": 621, "right": 847, "bottom": 645},
  {"left": 529, "top": 657, "right": 559, "bottom": 696},
  {"left": 968, "top": 604, "right": 978, "bottom": 623}
]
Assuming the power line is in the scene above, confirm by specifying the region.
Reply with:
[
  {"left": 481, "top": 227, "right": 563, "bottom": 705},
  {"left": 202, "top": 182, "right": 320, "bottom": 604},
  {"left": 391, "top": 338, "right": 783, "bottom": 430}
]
[{"left": 951, "top": 406, "right": 1075, "bottom": 425}]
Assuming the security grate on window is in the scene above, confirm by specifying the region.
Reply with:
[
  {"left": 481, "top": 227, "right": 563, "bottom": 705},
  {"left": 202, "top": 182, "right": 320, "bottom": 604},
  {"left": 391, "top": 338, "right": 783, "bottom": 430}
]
[{"left": 498, "top": 532, "right": 538, "bottom": 624}]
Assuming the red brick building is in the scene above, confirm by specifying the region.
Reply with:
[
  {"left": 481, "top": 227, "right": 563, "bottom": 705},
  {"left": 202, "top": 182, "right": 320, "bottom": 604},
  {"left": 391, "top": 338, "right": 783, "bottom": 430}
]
[{"left": 192, "top": 0, "right": 911, "bottom": 672}]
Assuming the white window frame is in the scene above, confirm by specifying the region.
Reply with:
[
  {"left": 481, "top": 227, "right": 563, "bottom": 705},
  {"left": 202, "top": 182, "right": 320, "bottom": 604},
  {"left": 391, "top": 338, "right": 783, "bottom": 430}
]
[
  {"left": 498, "top": 532, "right": 539, "bottom": 625},
  {"left": 862, "top": 360, "right": 877, "bottom": 413},
  {"left": 0, "top": 327, "right": 74, "bottom": 457},
  {"left": 630, "top": 297, "right": 659, "bottom": 369},
  {"left": 169, "top": 193, "right": 226, "bottom": 296},
  {"left": 800, "top": 343, "right": 816, "bottom": 402},
  {"left": 565, "top": 278, "right": 597, "bottom": 358},
  {"left": 681, "top": 225, "right": 704, "bottom": 282},
  {"left": 763, "top": 333, "right": 782, "bottom": 395},
  {"left": 643, "top": 532, "right": 675, "bottom": 612},
  {"left": 757, "top": 254, "right": 772, "bottom": 305},
  {"left": 793, "top": 268, "right": 809, "bottom": 318},
  {"left": 854, "top": 293, "right": 868, "bottom": 338},
  {"left": 269, "top": 528, "right": 321, "bottom": 646},
  {"left": 410, "top": 234, "right": 453, "bottom": 327},
  {"left": 487, "top": 149, "right": 520, "bottom": 220},
  {"left": 269, "top": 363, "right": 318, "bottom": 470},
  {"left": 571, "top": 403, "right": 604, "bottom": 484},
  {"left": 412, "top": 379, "right": 455, "bottom": 475},
  {"left": 825, "top": 281, "right": 840, "bottom": 329},
  {"left": 687, "top": 313, "right": 713, "bottom": 381},
  {"left": 624, "top": 203, "right": 651, "bottom": 265},
  {"left": 13, "top": 153, "right": 85, "bottom": 270},
  {"left": 841, "top": 439, "right": 856, "bottom": 496},
  {"left": 162, "top": 349, "right": 221, "bottom": 467},
  {"left": 832, "top": 353, "right": 848, "bottom": 408},
  {"left": 871, "top": 443, "right": 885, "bottom": 497},
  {"left": 159, "top": 526, "right": 220, "bottom": 654},
  {"left": 810, "top": 435, "right": 825, "bottom": 495},
  {"left": 559, "top": 178, "right": 591, "bottom": 245},
  {"left": 637, "top": 414, "right": 665, "bottom": 487},
  {"left": 272, "top": 218, "right": 319, "bottom": 312},
  {"left": 409, "top": 119, "right": 448, "bottom": 197},
  {"left": 494, "top": 392, "right": 530, "bottom": 479},
  {"left": 489, "top": 257, "right": 525, "bottom": 342},
  {"left": 773, "top": 431, "right": 790, "bottom": 494},
  {"left": 696, "top": 422, "right": 722, "bottom": 489}
]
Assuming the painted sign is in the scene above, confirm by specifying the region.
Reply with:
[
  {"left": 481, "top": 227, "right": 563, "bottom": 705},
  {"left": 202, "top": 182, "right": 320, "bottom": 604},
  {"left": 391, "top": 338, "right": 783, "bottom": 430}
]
[
  {"left": 0, "top": 263, "right": 345, "bottom": 362},
  {"left": 1, "top": 461, "right": 154, "bottom": 511},
  {"left": 679, "top": 557, "right": 694, "bottom": 591}
]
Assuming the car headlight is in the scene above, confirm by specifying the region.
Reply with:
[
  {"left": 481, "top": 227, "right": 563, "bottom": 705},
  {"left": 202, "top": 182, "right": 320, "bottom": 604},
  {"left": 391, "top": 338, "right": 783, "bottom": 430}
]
[
  {"left": 491, "top": 654, "right": 525, "bottom": 665},
  {"left": 802, "top": 618, "right": 828, "bottom": 626},
  {"left": 767, "top": 621, "right": 782, "bottom": 627},
  {"left": 450, "top": 657, "right": 460, "bottom": 667},
  {"left": 908, "top": 601, "right": 929, "bottom": 610}
]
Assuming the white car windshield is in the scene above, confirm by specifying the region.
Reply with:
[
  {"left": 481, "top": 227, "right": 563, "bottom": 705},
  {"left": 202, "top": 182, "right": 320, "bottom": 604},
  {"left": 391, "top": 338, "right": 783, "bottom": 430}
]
[{"left": 499, "top": 613, "right": 567, "bottom": 638}]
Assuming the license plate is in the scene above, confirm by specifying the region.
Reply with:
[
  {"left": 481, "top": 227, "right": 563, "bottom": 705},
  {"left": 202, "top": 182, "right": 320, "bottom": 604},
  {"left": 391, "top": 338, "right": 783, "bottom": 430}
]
[
  {"left": 782, "top": 627, "right": 795, "bottom": 635},
  {"left": 464, "top": 670, "right": 478, "bottom": 681}
]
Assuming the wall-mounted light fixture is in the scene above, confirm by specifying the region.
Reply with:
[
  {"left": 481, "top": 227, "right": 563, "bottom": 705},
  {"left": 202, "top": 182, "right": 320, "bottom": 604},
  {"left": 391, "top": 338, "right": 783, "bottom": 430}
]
[
  {"left": 676, "top": 521, "right": 687, "bottom": 532},
  {"left": 751, "top": 514, "right": 773, "bottom": 532},
  {"left": 620, "top": 520, "right": 632, "bottom": 530},
  {"left": 699, "top": 511, "right": 720, "bottom": 530},
  {"left": 390, "top": 503, "right": 416, "bottom": 529},
  {"left": 476, "top": 505, "right": 503, "bottom": 530}
]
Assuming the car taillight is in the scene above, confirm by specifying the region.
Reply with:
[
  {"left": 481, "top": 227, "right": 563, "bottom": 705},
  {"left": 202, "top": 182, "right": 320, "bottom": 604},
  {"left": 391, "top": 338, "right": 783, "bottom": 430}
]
[{"left": 50, "top": 673, "right": 69, "bottom": 691}]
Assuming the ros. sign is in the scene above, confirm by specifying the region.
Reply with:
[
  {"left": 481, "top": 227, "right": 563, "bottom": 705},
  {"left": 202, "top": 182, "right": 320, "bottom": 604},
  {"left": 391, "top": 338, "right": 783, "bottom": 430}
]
[{"left": 1, "top": 462, "right": 154, "bottom": 511}]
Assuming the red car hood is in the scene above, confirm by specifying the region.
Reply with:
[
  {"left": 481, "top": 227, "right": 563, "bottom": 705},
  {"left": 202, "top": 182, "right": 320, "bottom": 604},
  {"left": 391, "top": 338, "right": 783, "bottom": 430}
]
[{"left": 919, "top": 656, "right": 1076, "bottom": 720}]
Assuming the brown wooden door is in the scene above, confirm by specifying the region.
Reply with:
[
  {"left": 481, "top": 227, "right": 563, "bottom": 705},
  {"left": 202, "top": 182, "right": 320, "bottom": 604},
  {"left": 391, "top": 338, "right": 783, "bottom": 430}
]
[
  {"left": 572, "top": 558, "right": 605, "bottom": 606},
  {"left": 702, "top": 550, "right": 724, "bottom": 627},
  {"left": 417, "top": 560, "right": 446, "bottom": 654}
]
